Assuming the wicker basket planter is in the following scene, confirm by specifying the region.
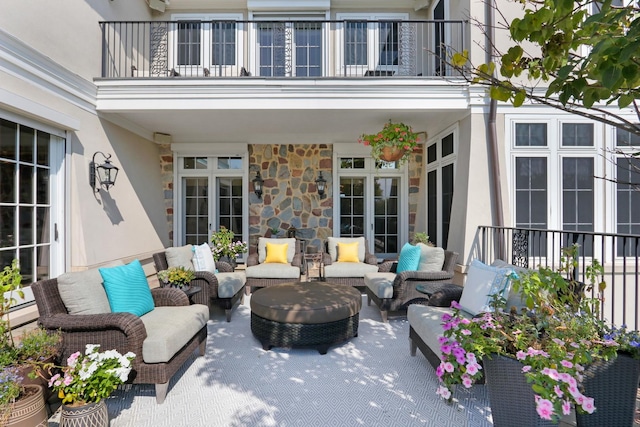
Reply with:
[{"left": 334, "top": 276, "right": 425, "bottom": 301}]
[
  {"left": 484, "top": 355, "right": 556, "bottom": 427},
  {"left": 575, "top": 352, "right": 640, "bottom": 427}
]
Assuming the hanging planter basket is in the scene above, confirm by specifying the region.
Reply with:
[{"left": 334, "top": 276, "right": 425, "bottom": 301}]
[{"left": 378, "top": 145, "right": 407, "bottom": 162}]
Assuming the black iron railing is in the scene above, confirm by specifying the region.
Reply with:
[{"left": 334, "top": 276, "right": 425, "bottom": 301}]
[
  {"left": 474, "top": 226, "right": 640, "bottom": 330},
  {"left": 99, "top": 20, "right": 467, "bottom": 79}
]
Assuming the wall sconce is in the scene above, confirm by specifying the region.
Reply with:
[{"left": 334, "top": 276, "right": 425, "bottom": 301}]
[
  {"left": 315, "top": 172, "right": 327, "bottom": 198},
  {"left": 252, "top": 171, "right": 264, "bottom": 199},
  {"left": 89, "top": 152, "right": 119, "bottom": 192}
]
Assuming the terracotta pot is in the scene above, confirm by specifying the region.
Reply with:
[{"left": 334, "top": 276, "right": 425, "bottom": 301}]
[
  {"left": 60, "top": 400, "right": 109, "bottom": 427},
  {"left": 378, "top": 145, "right": 406, "bottom": 162},
  {"left": 5, "top": 385, "right": 48, "bottom": 427}
]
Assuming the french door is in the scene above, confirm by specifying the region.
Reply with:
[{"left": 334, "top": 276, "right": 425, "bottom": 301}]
[
  {"left": 178, "top": 156, "right": 246, "bottom": 256},
  {"left": 337, "top": 158, "right": 407, "bottom": 259},
  {"left": 0, "top": 117, "right": 64, "bottom": 286},
  {"left": 256, "top": 21, "right": 323, "bottom": 77}
]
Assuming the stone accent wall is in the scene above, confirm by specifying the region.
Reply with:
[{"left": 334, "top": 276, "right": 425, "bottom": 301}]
[
  {"left": 249, "top": 144, "right": 333, "bottom": 253},
  {"left": 158, "top": 144, "right": 174, "bottom": 246}
]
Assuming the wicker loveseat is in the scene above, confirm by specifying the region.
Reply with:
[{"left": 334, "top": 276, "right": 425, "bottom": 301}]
[
  {"left": 32, "top": 265, "right": 208, "bottom": 404},
  {"left": 322, "top": 237, "right": 379, "bottom": 287}
]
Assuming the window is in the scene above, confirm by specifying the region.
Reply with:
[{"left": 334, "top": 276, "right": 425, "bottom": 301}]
[
  {"left": 257, "top": 21, "right": 323, "bottom": 77},
  {"left": 337, "top": 13, "right": 408, "bottom": 76},
  {"left": 426, "top": 130, "right": 456, "bottom": 248},
  {"left": 615, "top": 127, "right": 640, "bottom": 255},
  {"left": 171, "top": 14, "right": 243, "bottom": 76}
]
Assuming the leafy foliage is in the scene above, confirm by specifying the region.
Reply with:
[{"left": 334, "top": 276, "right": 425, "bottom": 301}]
[
  {"left": 157, "top": 266, "right": 195, "bottom": 288},
  {"left": 358, "top": 121, "right": 422, "bottom": 165},
  {"left": 210, "top": 226, "right": 248, "bottom": 261}
]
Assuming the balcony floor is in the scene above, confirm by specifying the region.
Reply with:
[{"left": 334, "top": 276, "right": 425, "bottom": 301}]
[{"left": 46, "top": 294, "right": 586, "bottom": 426}]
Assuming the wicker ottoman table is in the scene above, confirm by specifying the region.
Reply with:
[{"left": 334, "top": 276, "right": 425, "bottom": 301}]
[{"left": 250, "top": 281, "right": 362, "bottom": 354}]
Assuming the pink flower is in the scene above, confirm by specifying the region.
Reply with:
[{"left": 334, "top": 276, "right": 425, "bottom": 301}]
[
  {"left": 522, "top": 365, "right": 532, "bottom": 373},
  {"left": 560, "top": 360, "right": 573, "bottom": 369},
  {"left": 442, "top": 313, "right": 452, "bottom": 322},
  {"left": 48, "top": 373, "right": 60, "bottom": 387},
  {"left": 462, "top": 376, "right": 473, "bottom": 388},
  {"left": 63, "top": 374, "right": 74, "bottom": 386},
  {"left": 466, "top": 363, "right": 480, "bottom": 375},
  {"left": 67, "top": 351, "right": 81, "bottom": 367},
  {"left": 435, "top": 364, "right": 444, "bottom": 379},
  {"left": 461, "top": 329, "right": 472, "bottom": 336},
  {"left": 536, "top": 398, "right": 554, "bottom": 420},
  {"left": 516, "top": 350, "right": 527, "bottom": 360},
  {"left": 441, "top": 344, "right": 452, "bottom": 355},
  {"left": 450, "top": 301, "right": 461, "bottom": 309},
  {"left": 554, "top": 385, "right": 564, "bottom": 397},
  {"left": 436, "top": 385, "right": 452, "bottom": 400},
  {"left": 466, "top": 352, "right": 477, "bottom": 364},
  {"left": 443, "top": 362, "right": 454, "bottom": 373},
  {"left": 437, "top": 336, "right": 448, "bottom": 345},
  {"left": 562, "top": 400, "right": 572, "bottom": 415},
  {"left": 581, "top": 397, "right": 595, "bottom": 414}
]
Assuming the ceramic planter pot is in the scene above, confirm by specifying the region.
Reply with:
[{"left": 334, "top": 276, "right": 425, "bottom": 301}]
[
  {"left": 5, "top": 385, "right": 48, "bottom": 427},
  {"left": 60, "top": 400, "right": 109, "bottom": 427}
]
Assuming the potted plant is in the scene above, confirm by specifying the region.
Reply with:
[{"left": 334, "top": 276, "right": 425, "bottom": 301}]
[
  {"left": 48, "top": 344, "right": 135, "bottom": 427},
  {"left": 0, "top": 367, "right": 48, "bottom": 427},
  {"left": 210, "top": 226, "right": 248, "bottom": 267},
  {"left": 436, "top": 247, "right": 640, "bottom": 425},
  {"left": 411, "top": 232, "right": 432, "bottom": 246},
  {"left": 358, "top": 120, "right": 422, "bottom": 165},
  {"left": 157, "top": 266, "right": 196, "bottom": 289}
]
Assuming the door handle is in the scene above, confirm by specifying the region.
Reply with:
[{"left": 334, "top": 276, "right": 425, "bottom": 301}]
[{"left": 54, "top": 223, "right": 59, "bottom": 241}]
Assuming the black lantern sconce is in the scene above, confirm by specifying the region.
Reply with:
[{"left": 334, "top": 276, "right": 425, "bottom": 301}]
[
  {"left": 252, "top": 170, "right": 264, "bottom": 199},
  {"left": 89, "top": 152, "right": 119, "bottom": 192},
  {"left": 315, "top": 171, "right": 327, "bottom": 198}
]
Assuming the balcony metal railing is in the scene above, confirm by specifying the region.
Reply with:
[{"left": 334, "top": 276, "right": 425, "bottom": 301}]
[
  {"left": 99, "top": 20, "right": 467, "bottom": 79},
  {"left": 473, "top": 226, "right": 640, "bottom": 330}
]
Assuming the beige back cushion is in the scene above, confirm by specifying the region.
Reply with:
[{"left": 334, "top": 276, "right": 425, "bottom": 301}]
[
  {"left": 166, "top": 245, "right": 195, "bottom": 270},
  {"left": 58, "top": 260, "right": 124, "bottom": 315},
  {"left": 417, "top": 244, "right": 446, "bottom": 272},
  {"left": 327, "top": 237, "right": 366, "bottom": 262},
  {"left": 258, "top": 237, "right": 296, "bottom": 264}
]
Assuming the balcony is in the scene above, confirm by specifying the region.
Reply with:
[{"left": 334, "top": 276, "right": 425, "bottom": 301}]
[{"left": 99, "top": 20, "right": 467, "bottom": 79}]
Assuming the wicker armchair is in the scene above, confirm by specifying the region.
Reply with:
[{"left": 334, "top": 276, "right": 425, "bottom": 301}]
[
  {"left": 152, "top": 251, "right": 244, "bottom": 322},
  {"left": 32, "top": 278, "right": 207, "bottom": 403},
  {"left": 322, "top": 237, "right": 379, "bottom": 287},
  {"left": 364, "top": 250, "right": 459, "bottom": 322},
  {"left": 245, "top": 238, "right": 303, "bottom": 293}
]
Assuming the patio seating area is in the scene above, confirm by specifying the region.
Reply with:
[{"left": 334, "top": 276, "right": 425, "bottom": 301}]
[{"left": 49, "top": 293, "right": 496, "bottom": 427}]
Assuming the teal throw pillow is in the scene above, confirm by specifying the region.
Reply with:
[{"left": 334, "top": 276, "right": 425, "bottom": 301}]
[
  {"left": 99, "top": 259, "right": 155, "bottom": 317},
  {"left": 396, "top": 243, "right": 421, "bottom": 273}
]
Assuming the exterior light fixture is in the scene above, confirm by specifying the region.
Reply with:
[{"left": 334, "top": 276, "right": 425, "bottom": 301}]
[
  {"left": 315, "top": 172, "right": 327, "bottom": 198},
  {"left": 252, "top": 171, "right": 264, "bottom": 199},
  {"left": 90, "top": 152, "right": 119, "bottom": 192}
]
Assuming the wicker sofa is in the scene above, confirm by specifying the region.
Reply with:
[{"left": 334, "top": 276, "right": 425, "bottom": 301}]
[
  {"left": 32, "top": 266, "right": 208, "bottom": 404},
  {"left": 322, "top": 237, "right": 379, "bottom": 287}
]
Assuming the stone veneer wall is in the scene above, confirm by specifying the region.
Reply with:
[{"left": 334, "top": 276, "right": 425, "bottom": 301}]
[
  {"left": 158, "top": 143, "right": 174, "bottom": 246},
  {"left": 249, "top": 144, "right": 333, "bottom": 253}
]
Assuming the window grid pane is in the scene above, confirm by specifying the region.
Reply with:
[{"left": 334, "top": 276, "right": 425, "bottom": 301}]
[
  {"left": 177, "top": 22, "right": 202, "bottom": 66},
  {"left": 218, "top": 177, "right": 244, "bottom": 244},
  {"left": 345, "top": 21, "right": 367, "bottom": 66},
  {"left": 515, "top": 123, "right": 547, "bottom": 147},
  {"left": 183, "top": 177, "right": 209, "bottom": 245},
  {"left": 378, "top": 22, "right": 398, "bottom": 66},
  {"left": 294, "top": 23, "right": 322, "bottom": 77},
  {"left": 617, "top": 157, "right": 640, "bottom": 255},
  {"left": 373, "top": 178, "right": 399, "bottom": 254},
  {"left": 562, "top": 123, "right": 594, "bottom": 147},
  {"left": 339, "top": 177, "right": 365, "bottom": 237},
  {"left": 211, "top": 22, "right": 236, "bottom": 66}
]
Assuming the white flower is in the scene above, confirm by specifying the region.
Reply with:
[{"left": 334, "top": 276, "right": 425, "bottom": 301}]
[{"left": 85, "top": 344, "right": 100, "bottom": 354}]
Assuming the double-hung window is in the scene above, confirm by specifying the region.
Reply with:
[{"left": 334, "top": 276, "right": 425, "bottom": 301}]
[
  {"left": 171, "top": 13, "right": 243, "bottom": 77},
  {"left": 615, "top": 127, "right": 640, "bottom": 255}
]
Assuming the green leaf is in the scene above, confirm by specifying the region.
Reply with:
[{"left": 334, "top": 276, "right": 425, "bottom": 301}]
[
  {"left": 602, "top": 66, "right": 622, "bottom": 90},
  {"left": 513, "top": 90, "right": 526, "bottom": 107},
  {"left": 490, "top": 86, "right": 512, "bottom": 102},
  {"left": 618, "top": 94, "right": 635, "bottom": 108},
  {"left": 451, "top": 50, "right": 469, "bottom": 67}
]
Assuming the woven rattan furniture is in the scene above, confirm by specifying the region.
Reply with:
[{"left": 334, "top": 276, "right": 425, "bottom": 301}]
[
  {"left": 153, "top": 251, "right": 244, "bottom": 321},
  {"left": 250, "top": 281, "right": 362, "bottom": 354},
  {"left": 32, "top": 277, "right": 207, "bottom": 404},
  {"left": 245, "top": 238, "right": 303, "bottom": 294},
  {"left": 364, "top": 250, "right": 459, "bottom": 322},
  {"left": 322, "top": 237, "right": 379, "bottom": 287}
]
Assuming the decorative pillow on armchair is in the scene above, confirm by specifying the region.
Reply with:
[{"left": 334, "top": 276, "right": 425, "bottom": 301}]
[
  {"left": 264, "top": 242, "right": 289, "bottom": 264},
  {"left": 192, "top": 242, "right": 216, "bottom": 273},
  {"left": 337, "top": 241, "right": 360, "bottom": 262},
  {"left": 458, "top": 259, "right": 513, "bottom": 316},
  {"left": 327, "top": 237, "right": 366, "bottom": 262},
  {"left": 99, "top": 259, "right": 155, "bottom": 317},
  {"left": 166, "top": 245, "right": 195, "bottom": 270},
  {"left": 258, "top": 238, "right": 296, "bottom": 263},
  {"left": 396, "top": 242, "right": 421, "bottom": 273},
  {"left": 416, "top": 244, "right": 445, "bottom": 272}
]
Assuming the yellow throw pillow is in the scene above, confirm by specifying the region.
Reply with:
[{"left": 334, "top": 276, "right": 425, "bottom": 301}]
[
  {"left": 264, "top": 242, "right": 289, "bottom": 264},
  {"left": 337, "top": 241, "right": 360, "bottom": 263}
]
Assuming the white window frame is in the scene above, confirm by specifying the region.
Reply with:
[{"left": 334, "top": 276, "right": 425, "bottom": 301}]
[
  {"left": 248, "top": 11, "right": 330, "bottom": 77},
  {"left": 335, "top": 13, "right": 408, "bottom": 77},
  {"left": 169, "top": 13, "right": 245, "bottom": 77},
  {"left": 424, "top": 124, "right": 457, "bottom": 247},
  {"left": 173, "top": 146, "right": 249, "bottom": 260}
]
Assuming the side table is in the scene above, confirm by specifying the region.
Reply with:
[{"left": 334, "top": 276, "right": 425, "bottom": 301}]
[
  {"left": 304, "top": 253, "right": 324, "bottom": 282},
  {"left": 182, "top": 285, "right": 202, "bottom": 304}
]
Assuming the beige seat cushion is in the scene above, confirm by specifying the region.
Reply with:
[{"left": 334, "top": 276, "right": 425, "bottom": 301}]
[
  {"left": 364, "top": 272, "right": 396, "bottom": 299},
  {"left": 216, "top": 272, "right": 246, "bottom": 298},
  {"left": 416, "top": 244, "right": 445, "bottom": 272},
  {"left": 258, "top": 238, "right": 296, "bottom": 263},
  {"left": 250, "top": 282, "right": 362, "bottom": 324},
  {"left": 140, "top": 304, "right": 209, "bottom": 363},
  {"left": 58, "top": 261, "right": 123, "bottom": 315},
  {"left": 408, "top": 304, "right": 472, "bottom": 361},
  {"left": 324, "top": 262, "right": 378, "bottom": 278},
  {"left": 327, "top": 237, "right": 366, "bottom": 262},
  {"left": 245, "top": 263, "right": 300, "bottom": 279}
]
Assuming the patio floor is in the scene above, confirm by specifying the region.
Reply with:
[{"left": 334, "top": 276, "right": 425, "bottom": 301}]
[{"left": 44, "top": 292, "right": 593, "bottom": 427}]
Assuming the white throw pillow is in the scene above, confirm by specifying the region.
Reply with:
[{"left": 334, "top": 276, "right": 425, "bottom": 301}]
[
  {"left": 458, "top": 259, "right": 514, "bottom": 315},
  {"left": 416, "top": 244, "right": 446, "bottom": 272},
  {"left": 192, "top": 242, "right": 216, "bottom": 273}
]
